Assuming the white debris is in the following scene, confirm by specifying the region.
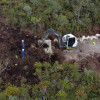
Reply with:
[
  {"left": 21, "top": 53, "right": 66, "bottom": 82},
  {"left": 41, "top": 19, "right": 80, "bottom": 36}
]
[
  {"left": 38, "top": 40, "right": 43, "bottom": 46},
  {"left": 43, "top": 40, "right": 53, "bottom": 54},
  {"left": 86, "top": 36, "right": 90, "bottom": 39},
  {"left": 89, "top": 36, "right": 98, "bottom": 40},
  {"left": 15, "top": 64, "right": 18, "bottom": 66},
  {"left": 79, "top": 36, "right": 86, "bottom": 42},
  {"left": 54, "top": 38, "right": 58, "bottom": 42},
  {"left": 31, "top": 44, "right": 36, "bottom": 49},
  {"left": 22, "top": 40, "right": 24, "bottom": 42},
  {"left": 34, "top": 36, "right": 37, "bottom": 39},
  {"left": 79, "top": 34, "right": 99, "bottom": 42},
  {"left": 95, "top": 34, "right": 100, "bottom": 38}
]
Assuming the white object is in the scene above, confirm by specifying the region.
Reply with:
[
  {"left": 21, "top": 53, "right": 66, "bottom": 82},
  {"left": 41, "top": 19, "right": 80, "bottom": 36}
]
[
  {"left": 22, "top": 40, "right": 24, "bottom": 42},
  {"left": 54, "top": 38, "right": 58, "bottom": 42},
  {"left": 62, "top": 34, "right": 78, "bottom": 48},
  {"left": 95, "top": 34, "right": 100, "bottom": 38},
  {"left": 79, "top": 35, "right": 98, "bottom": 42},
  {"left": 90, "top": 36, "right": 97, "bottom": 40},
  {"left": 38, "top": 40, "right": 43, "bottom": 46},
  {"left": 43, "top": 40, "right": 53, "bottom": 54},
  {"left": 22, "top": 49, "right": 24, "bottom": 51}
]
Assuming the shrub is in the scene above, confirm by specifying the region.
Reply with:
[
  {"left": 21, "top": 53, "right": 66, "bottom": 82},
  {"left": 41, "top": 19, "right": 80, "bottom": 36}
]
[{"left": 0, "top": 62, "right": 100, "bottom": 99}]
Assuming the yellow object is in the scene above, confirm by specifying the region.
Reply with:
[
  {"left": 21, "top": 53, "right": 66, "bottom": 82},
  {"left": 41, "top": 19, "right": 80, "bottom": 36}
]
[
  {"left": 15, "top": 55, "right": 18, "bottom": 58},
  {"left": 93, "top": 42, "right": 96, "bottom": 45}
]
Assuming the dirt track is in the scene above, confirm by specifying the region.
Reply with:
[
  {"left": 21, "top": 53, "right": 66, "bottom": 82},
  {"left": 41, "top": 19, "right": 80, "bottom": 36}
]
[
  {"left": 63, "top": 38, "right": 100, "bottom": 72},
  {"left": 64, "top": 38, "right": 100, "bottom": 61}
]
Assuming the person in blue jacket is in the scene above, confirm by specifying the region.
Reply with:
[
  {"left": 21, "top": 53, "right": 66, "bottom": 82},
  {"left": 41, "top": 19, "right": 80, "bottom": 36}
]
[{"left": 21, "top": 49, "right": 25, "bottom": 60}]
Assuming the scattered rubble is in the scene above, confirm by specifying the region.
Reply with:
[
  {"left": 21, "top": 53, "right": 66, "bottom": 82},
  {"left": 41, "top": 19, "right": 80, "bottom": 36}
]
[{"left": 78, "top": 34, "right": 100, "bottom": 42}]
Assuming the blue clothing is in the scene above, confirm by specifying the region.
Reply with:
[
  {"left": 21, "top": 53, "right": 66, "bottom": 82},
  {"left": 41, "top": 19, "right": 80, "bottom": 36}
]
[
  {"left": 21, "top": 50, "right": 25, "bottom": 60},
  {"left": 22, "top": 41, "right": 25, "bottom": 49}
]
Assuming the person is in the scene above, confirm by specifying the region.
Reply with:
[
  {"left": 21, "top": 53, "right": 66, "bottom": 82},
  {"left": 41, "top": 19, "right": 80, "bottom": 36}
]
[
  {"left": 22, "top": 40, "right": 25, "bottom": 49},
  {"left": 21, "top": 49, "right": 25, "bottom": 60}
]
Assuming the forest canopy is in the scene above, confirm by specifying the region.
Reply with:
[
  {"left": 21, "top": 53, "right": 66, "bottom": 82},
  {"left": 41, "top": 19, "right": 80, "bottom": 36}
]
[{"left": 0, "top": 0, "right": 100, "bottom": 34}]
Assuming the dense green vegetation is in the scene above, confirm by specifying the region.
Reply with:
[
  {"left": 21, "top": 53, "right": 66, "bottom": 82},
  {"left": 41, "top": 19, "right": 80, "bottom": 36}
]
[
  {"left": 0, "top": 0, "right": 100, "bottom": 34},
  {"left": 0, "top": 62, "right": 100, "bottom": 100}
]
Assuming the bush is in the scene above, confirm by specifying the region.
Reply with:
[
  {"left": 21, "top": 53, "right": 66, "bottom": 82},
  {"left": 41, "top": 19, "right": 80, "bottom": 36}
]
[
  {"left": 0, "top": 62, "right": 100, "bottom": 100},
  {"left": 0, "top": 0, "right": 100, "bottom": 34}
]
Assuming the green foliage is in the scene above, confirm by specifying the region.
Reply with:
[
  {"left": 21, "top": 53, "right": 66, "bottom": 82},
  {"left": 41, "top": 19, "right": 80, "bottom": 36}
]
[
  {"left": 75, "top": 86, "right": 87, "bottom": 100},
  {"left": 23, "top": 6, "right": 32, "bottom": 16},
  {"left": 0, "top": 62, "right": 100, "bottom": 100},
  {"left": 0, "top": 85, "right": 19, "bottom": 100},
  {"left": 71, "top": 71, "right": 80, "bottom": 78},
  {"left": 0, "top": 0, "right": 99, "bottom": 34},
  {"left": 62, "top": 77, "right": 70, "bottom": 89},
  {"left": 55, "top": 14, "right": 71, "bottom": 31},
  {"left": 68, "top": 62, "right": 79, "bottom": 71},
  {"left": 34, "top": 62, "right": 43, "bottom": 68},
  {"left": 56, "top": 90, "right": 67, "bottom": 100},
  {"left": 8, "top": 95, "right": 17, "bottom": 100},
  {"left": 43, "top": 62, "right": 51, "bottom": 68}
]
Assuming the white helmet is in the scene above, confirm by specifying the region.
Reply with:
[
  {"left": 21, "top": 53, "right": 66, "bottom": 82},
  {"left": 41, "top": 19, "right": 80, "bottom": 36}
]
[
  {"left": 22, "top": 49, "right": 24, "bottom": 51},
  {"left": 22, "top": 40, "right": 24, "bottom": 42}
]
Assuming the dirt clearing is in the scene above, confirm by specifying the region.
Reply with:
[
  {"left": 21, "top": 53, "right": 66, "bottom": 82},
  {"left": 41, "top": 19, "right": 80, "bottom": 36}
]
[
  {"left": 63, "top": 38, "right": 100, "bottom": 71},
  {"left": 64, "top": 38, "right": 100, "bottom": 61}
]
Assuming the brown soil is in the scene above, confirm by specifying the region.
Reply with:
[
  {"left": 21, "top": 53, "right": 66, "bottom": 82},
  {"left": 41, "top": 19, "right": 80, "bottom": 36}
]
[
  {"left": 79, "top": 53, "right": 100, "bottom": 72},
  {"left": 0, "top": 16, "right": 100, "bottom": 88},
  {"left": 0, "top": 18, "right": 64, "bottom": 87}
]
